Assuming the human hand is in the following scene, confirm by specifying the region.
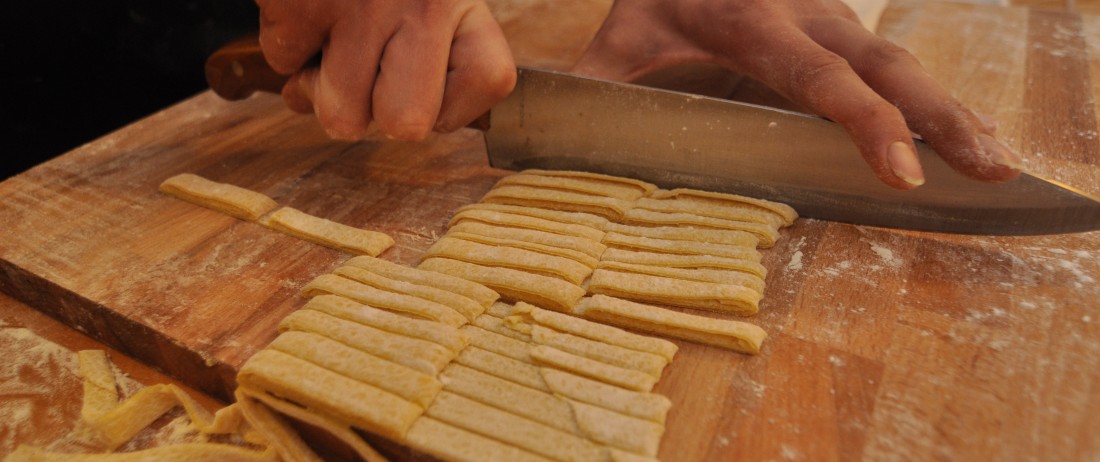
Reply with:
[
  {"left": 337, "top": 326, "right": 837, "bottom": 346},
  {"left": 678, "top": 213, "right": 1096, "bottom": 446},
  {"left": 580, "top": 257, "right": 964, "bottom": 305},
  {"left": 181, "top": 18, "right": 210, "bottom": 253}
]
[
  {"left": 572, "top": 0, "right": 1022, "bottom": 190},
  {"left": 256, "top": 0, "right": 516, "bottom": 141}
]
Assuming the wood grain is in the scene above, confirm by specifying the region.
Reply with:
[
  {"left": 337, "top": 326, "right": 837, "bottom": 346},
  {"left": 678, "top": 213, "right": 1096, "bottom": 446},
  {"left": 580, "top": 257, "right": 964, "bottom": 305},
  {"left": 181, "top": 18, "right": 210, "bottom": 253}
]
[{"left": 0, "top": 1, "right": 1098, "bottom": 461}]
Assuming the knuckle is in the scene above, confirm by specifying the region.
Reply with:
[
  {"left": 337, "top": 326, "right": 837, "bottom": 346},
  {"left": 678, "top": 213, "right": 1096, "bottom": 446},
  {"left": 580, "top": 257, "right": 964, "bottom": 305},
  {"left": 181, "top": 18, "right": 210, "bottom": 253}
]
[{"left": 792, "top": 51, "right": 851, "bottom": 89}]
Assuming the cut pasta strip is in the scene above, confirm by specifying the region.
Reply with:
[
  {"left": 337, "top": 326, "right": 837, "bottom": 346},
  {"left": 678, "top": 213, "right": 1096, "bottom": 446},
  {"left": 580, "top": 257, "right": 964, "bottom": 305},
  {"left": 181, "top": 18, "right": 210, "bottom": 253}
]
[
  {"left": 631, "top": 197, "right": 787, "bottom": 228},
  {"left": 539, "top": 368, "right": 671, "bottom": 424},
  {"left": 508, "top": 302, "right": 678, "bottom": 361},
  {"left": 426, "top": 392, "right": 606, "bottom": 462},
  {"left": 446, "top": 231, "right": 600, "bottom": 269},
  {"left": 588, "top": 269, "right": 761, "bottom": 315},
  {"left": 620, "top": 209, "right": 779, "bottom": 247},
  {"left": 531, "top": 346, "right": 657, "bottom": 392},
  {"left": 473, "top": 314, "right": 533, "bottom": 342},
  {"left": 647, "top": 188, "right": 798, "bottom": 225},
  {"left": 302, "top": 295, "right": 468, "bottom": 352},
  {"left": 602, "top": 232, "right": 761, "bottom": 261},
  {"left": 603, "top": 222, "right": 759, "bottom": 248},
  {"left": 494, "top": 173, "right": 648, "bottom": 202},
  {"left": 461, "top": 325, "right": 534, "bottom": 363},
  {"left": 405, "top": 417, "right": 554, "bottom": 462},
  {"left": 455, "top": 202, "right": 610, "bottom": 229},
  {"left": 517, "top": 169, "right": 657, "bottom": 196},
  {"left": 77, "top": 350, "right": 118, "bottom": 423},
  {"left": 423, "top": 237, "right": 593, "bottom": 285},
  {"left": 269, "top": 332, "right": 441, "bottom": 409},
  {"left": 601, "top": 248, "right": 768, "bottom": 279},
  {"left": 597, "top": 261, "right": 765, "bottom": 295},
  {"left": 419, "top": 258, "right": 586, "bottom": 313},
  {"left": 344, "top": 255, "right": 499, "bottom": 309},
  {"left": 530, "top": 325, "right": 668, "bottom": 378},
  {"left": 237, "top": 387, "right": 384, "bottom": 462},
  {"left": 238, "top": 350, "right": 422, "bottom": 440},
  {"left": 278, "top": 310, "right": 455, "bottom": 377},
  {"left": 334, "top": 265, "right": 483, "bottom": 322},
  {"left": 454, "top": 346, "right": 549, "bottom": 392},
  {"left": 574, "top": 295, "right": 768, "bottom": 354},
  {"left": 264, "top": 207, "right": 394, "bottom": 256},
  {"left": 449, "top": 209, "right": 605, "bottom": 241},
  {"left": 566, "top": 398, "right": 664, "bottom": 457},
  {"left": 301, "top": 274, "right": 467, "bottom": 327},
  {"left": 159, "top": 173, "right": 278, "bottom": 221},
  {"left": 481, "top": 185, "right": 632, "bottom": 220},
  {"left": 449, "top": 221, "right": 607, "bottom": 259},
  {"left": 439, "top": 364, "right": 579, "bottom": 434}
]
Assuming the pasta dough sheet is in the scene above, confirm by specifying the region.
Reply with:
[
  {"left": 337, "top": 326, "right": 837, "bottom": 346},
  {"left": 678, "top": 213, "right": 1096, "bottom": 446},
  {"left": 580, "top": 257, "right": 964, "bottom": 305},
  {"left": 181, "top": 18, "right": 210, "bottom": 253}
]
[
  {"left": 575, "top": 295, "right": 768, "bottom": 354},
  {"left": 507, "top": 302, "right": 679, "bottom": 361},
  {"left": 531, "top": 345, "right": 658, "bottom": 392},
  {"left": 587, "top": 269, "right": 761, "bottom": 315},
  {"left": 454, "top": 346, "right": 549, "bottom": 392},
  {"left": 159, "top": 173, "right": 278, "bottom": 221},
  {"left": 439, "top": 363, "right": 580, "bottom": 434},
  {"left": 264, "top": 207, "right": 394, "bottom": 256},
  {"left": 405, "top": 417, "right": 553, "bottom": 462},
  {"left": 540, "top": 368, "right": 672, "bottom": 424}
]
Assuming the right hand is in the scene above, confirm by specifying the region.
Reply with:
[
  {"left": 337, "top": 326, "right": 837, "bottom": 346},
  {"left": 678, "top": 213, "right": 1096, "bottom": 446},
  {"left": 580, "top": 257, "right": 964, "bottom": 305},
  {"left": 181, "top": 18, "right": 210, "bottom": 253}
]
[{"left": 256, "top": 0, "right": 517, "bottom": 141}]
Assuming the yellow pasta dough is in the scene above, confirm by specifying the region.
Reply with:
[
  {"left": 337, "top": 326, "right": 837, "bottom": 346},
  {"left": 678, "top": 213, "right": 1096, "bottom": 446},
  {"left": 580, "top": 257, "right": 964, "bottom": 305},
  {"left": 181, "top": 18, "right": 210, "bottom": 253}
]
[
  {"left": 455, "top": 202, "right": 610, "bottom": 229},
  {"left": 334, "top": 265, "right": 483, "bottom": 322},
  {"left": 601, "top": 231, "right": 761, "bottom": 261},
  {"left": 159, "top": 173, "right": 278, "bottom": 221},
  {"left": 343, "top": 255, "right": 499, "bottom": 309},
  {"left": 449, "top": 209, "right": 605, "bottom": 241},
  {"left": 574, "top": 295, "right": 768, "bottom": 354},
  {"left": 264, "top": 207, "right": 394, "bottom": 256},
  {"left": 620, "top": 208, "right": 780, "bottom": 247},
  {"left": 423, "top": 237, "right": 593, "bottom": 285},
  {"left": 449, "top": 221, "right": 608, "bottom": 259},
  {"left": 419, "top": 258, "right": 586, "bottom": 313},
  {"left": 647, "top": 188, "right": 798, "bottom": 225},
  {"left": 587, "top": 269, "right": 761, "bottom": 315},
  {"left": 301, "top": 273, "right": 467, "bottom": 327},
  {"left": 482, "top": 185, "right": 632, "bottom": 220}
]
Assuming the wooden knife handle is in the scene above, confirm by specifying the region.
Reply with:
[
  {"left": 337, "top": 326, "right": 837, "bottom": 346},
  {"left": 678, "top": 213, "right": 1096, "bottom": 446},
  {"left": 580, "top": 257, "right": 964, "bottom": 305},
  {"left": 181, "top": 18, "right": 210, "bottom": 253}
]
[
  {"left": 204, "top": 34, "right": 288, "bottom": 101},
  {"left": 204, "top": 34, "right": 491, "bottom": 131}
]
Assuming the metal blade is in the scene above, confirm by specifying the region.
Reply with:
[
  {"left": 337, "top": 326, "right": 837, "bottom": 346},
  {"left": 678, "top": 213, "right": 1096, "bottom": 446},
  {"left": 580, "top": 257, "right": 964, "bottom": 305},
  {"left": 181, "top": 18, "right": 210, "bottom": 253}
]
[{"left": 484, "top": 68, "right": 1100, "bottom": 236}]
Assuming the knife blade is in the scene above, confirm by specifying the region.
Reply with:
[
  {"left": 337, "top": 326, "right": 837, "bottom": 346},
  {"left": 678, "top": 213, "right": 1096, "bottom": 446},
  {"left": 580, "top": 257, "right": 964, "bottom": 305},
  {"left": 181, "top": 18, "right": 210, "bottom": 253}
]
[{"left": 205, "top": 38, "right": 1100, "bottom": 235}]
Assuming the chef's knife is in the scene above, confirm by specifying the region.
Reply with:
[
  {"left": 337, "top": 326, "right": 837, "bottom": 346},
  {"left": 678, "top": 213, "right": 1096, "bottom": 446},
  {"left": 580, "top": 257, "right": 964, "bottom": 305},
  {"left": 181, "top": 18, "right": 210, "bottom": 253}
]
[{"left": 206, "top": 36, "right": 1100, "bottom": 236}]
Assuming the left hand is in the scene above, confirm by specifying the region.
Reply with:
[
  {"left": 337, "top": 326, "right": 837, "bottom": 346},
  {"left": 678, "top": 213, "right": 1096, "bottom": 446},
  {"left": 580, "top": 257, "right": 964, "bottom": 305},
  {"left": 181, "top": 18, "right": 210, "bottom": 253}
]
[{"left": 572, "top": 0, "right": 1022, "bottom": 190}]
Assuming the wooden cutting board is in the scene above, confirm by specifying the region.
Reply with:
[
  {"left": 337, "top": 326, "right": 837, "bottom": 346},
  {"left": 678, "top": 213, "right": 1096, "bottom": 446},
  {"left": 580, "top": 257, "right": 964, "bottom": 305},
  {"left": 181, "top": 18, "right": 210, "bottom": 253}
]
[{"left": 1, "top": 1, "right": 1097, "bottom": 460}]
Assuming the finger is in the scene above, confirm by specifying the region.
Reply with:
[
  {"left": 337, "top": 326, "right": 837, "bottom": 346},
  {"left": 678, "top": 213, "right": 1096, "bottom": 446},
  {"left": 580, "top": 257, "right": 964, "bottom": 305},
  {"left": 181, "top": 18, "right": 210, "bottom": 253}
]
[
  {"left": 807, "top": 19, "right": 1021, "bottom": 182},
  {"left": 741, "top": 28, "right": 925, "bottom": 189},
  {"left": 256, "top": 0, "right": 329, "bottom": 74},
  {"left": 312, "top": 15, "right": 390, "bottom": 140},
  {"left": 434, "top": 5, "right": 517, "bottom": 132},
  {"left": 371, "top": 7, "right": 457, "bottom": 140},
  {"left": 281, "top": 68, "right": 317, "bottom": 114}
]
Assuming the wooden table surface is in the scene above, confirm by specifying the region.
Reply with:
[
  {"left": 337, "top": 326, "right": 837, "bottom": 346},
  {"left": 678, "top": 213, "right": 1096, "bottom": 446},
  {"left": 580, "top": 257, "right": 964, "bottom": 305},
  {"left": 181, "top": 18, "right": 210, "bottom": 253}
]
[{"left": 1, "top": 1, "right": 1098, "bottom": 461}]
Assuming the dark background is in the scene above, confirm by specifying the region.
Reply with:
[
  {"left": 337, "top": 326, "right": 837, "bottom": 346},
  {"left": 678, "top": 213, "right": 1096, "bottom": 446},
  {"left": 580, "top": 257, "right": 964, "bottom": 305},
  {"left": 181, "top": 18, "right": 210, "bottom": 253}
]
[{"left": 0, "top": 1, "right": 259, "bottom": 180}]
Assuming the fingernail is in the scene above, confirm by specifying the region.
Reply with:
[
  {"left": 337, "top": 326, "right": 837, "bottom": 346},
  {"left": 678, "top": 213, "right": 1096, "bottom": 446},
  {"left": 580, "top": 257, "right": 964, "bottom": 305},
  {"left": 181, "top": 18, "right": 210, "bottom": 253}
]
[
  {"left": 978, "top": 134, "right": 1023, "bottom": 170},
  {"left": 887, "top": 141, "right": 925, "bottom": 187}
]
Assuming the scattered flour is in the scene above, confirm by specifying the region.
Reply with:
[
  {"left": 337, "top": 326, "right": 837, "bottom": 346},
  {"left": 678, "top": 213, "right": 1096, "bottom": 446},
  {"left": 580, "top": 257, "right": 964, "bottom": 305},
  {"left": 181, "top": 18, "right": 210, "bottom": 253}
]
[{"left": 787, "top": 251, "right": 804, "bottom": 272}]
